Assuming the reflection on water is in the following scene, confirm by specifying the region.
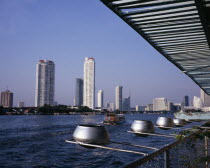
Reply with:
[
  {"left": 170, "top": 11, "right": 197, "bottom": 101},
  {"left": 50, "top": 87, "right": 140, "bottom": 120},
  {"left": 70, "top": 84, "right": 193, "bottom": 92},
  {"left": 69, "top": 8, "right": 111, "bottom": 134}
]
[{"left": 0, "top": 114, "right": 203, "bottom": 168}]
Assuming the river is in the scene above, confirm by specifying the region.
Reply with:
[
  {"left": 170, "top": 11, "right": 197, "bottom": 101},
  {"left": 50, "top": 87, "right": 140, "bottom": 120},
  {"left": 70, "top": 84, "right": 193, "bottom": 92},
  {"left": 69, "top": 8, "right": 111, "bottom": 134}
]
[{"left": 0, "top": 114, "right": 203, "bottom": 168}]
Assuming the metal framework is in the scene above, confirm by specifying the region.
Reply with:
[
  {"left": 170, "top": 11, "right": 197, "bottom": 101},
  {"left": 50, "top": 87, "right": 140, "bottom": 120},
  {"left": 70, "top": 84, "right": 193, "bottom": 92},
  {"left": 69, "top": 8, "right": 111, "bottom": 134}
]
[{"left": 101, "top": 0, "right": 210, "bottom": 94}]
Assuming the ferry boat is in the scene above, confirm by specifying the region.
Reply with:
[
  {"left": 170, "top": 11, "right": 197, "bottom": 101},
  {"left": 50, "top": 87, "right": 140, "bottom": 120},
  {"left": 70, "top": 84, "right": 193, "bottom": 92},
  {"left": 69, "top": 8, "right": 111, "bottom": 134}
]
[{"left": 103, "top": 113, "right": 125, "bottom": 125}]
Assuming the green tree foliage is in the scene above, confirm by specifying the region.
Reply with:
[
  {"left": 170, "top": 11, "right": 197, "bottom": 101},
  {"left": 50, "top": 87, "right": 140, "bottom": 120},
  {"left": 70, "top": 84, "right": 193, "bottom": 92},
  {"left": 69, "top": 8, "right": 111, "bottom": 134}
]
[{"left": 37, "top": 105, "right": 93, "bottom": 114}]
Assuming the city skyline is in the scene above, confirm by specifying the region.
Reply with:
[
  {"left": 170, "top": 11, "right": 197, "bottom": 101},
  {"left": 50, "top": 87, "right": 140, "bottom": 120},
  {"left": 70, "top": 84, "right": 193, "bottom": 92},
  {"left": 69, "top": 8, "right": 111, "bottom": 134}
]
[{"left": 0, "top": 0, "right": 201, "bottom": 106}]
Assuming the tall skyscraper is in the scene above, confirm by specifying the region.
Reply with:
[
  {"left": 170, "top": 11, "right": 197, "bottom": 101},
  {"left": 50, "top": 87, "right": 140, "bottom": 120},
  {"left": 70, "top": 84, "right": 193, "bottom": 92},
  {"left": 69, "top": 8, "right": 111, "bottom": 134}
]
[
  {"left": 0, "top": 90, "right": 13, "bottom": 107},
  {"left": 83, "top": 57, "right": 95, "bottom": 109},
  {"left": 35, "top": 60, "right": 55, "bottom": 107},
  {"left": 200, "top": 89, "right": 210, "bottom": 107},
  {"left": 184, "top": 95, "right": 189, "bottom": 106},
  {"left": 123, "top": 96, "right": 130, "bottom": 111},
  {"left": 97, "top": 90, "right": 103, "bottom": 108},
  {"left": 115, "top": 86, "right": 123, "bottom": 110},
  {"left": 153, "top": 98, "right": 167, "bottom": 111},
  {"left": 75, "top": 78, "right": 83, "bottom": 106}
]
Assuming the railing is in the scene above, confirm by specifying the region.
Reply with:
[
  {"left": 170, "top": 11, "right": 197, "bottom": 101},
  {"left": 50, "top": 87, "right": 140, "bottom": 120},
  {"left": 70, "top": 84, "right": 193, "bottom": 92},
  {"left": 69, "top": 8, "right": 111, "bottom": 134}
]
[{"left": 123, "top": 129, "right": 210, "bottom": 168}]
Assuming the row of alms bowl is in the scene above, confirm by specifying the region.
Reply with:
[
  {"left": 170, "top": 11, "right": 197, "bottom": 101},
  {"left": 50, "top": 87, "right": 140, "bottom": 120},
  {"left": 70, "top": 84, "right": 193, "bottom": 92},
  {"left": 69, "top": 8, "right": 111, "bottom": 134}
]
[{"left": 73, "top": 117, "right": 187, "bottom": 145}]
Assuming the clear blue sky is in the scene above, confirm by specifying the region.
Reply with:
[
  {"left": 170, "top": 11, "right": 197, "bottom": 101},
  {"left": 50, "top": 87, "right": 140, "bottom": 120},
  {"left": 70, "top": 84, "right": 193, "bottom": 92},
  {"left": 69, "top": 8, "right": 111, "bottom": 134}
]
[{"left": 0, "top": 0, "right": 200, "bottom": 107}]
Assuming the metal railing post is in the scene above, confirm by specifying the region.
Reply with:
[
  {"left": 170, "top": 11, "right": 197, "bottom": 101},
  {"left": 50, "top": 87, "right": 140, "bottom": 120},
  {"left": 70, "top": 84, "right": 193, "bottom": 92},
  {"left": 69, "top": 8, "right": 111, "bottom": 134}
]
[
  {"left": 164, "top": 150, "right": 169, "bottom": 168},
  {"left": 205, "top": 136, "right": 209, "bottom": 168}
]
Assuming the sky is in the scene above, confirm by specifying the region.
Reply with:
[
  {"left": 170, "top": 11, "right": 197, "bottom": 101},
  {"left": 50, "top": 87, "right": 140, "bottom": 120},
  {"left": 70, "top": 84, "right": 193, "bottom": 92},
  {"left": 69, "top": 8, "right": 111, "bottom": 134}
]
[{"left": 0, "top": 0, "right": 200, "bottom": 107}]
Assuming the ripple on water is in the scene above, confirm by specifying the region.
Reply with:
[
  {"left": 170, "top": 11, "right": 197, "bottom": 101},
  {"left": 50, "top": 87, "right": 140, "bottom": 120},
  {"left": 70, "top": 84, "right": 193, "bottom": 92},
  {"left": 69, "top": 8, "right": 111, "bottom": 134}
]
[{"left": 0, "top": 114, "right": 201, "bottom": 168}]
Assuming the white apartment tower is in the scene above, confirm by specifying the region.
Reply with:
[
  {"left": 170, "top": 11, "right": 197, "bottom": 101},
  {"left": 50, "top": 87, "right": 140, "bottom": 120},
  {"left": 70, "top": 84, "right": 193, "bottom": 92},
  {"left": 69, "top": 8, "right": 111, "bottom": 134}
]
[
  {"left": 115, "top": 86, "right": 123, "bottom": 110},
  {"left": 35, "top": 60, "right": 55, "bottom": 107},
  {"left": 193, "top": 96, "right": 203, "bottom": 109},
  {"left": 83, "top": 57, "right": 95, "bottom": 109},
  {"left": 97, "top": 90, "right": 103, "bottom": 108},
  {"left": 200, "top": 89, "right": 210, "bottom": 107},
  {"left": 153, "top": 98, "right": 167, "bottom": 111}
]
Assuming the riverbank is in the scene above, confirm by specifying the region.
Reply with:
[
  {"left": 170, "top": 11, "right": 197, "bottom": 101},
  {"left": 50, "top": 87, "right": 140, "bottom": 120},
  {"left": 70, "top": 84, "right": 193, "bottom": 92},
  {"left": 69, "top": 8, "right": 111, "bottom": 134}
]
[{"left": 1, "top": 111, "right": 173, "bottom": 115}]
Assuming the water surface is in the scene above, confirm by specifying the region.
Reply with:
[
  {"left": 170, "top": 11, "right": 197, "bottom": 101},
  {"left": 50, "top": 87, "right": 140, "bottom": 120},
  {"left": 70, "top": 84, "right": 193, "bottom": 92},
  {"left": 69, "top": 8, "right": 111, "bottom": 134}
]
[{"left": 0, "top": 114, "right": 202, "bottom": 168}]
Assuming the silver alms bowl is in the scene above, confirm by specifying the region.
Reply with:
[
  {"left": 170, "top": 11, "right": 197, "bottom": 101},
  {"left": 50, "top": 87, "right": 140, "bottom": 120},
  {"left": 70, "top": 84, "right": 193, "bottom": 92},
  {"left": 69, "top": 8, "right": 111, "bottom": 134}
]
[
  {"left": 131, "top": 120, "right": 154, "bottom": 136},
  {"left": 156, "top": 117, "right": 174, "bottom": 129},
  {"left": 173, "top": 118, "right": 185, "bottom": 127},
  {"left": 73, "top": 125, "right": 110, "bottom": 145}
]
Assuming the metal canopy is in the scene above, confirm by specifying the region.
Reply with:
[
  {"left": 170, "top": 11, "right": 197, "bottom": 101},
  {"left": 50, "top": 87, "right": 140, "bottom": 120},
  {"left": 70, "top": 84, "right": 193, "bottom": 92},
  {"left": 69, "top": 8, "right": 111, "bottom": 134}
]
[{"left": 101, "top": 0, "right": 210, "bottom": 95}]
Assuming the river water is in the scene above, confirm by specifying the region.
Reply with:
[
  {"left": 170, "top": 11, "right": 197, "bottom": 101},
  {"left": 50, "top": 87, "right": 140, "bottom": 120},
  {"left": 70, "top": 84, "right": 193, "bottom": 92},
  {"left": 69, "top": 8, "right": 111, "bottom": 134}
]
[{"left": 0, "top": 114, "right": 203, "bottom": 168}]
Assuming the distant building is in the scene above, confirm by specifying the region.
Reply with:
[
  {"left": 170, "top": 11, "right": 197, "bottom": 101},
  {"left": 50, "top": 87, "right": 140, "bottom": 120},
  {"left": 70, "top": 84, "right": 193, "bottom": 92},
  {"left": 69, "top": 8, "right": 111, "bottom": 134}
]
[
  {"left": 123, "top": 96, "right": 130, "bottom": 111},
  {"left": 173, "top": 103, "right": 181, "bottom": 112},
  {"left": 193, "top": 96, "right": 202, "bottom": 109},
  {"left": 0, "top": 90, "right": 13, "bottom": 107},
  {"left": 97, "top": 90, "right": 104, "bottom": 108},
  {"left": 167, "top": 101, "right": 174, "bottom": 111},
  {"left": 146, "top": 104, "right": 153, "bottom": 111},
  {"left": 106, "top": 102, "right": 115, "bottom": 111},
  {"left": 35, "top": 60, "right": 55, "bottom": 107},
  {"left": 202, "top": 107, "right": 210, "bottom": 112},
  {"left": 136, "top": 105, "right": 146, "bottom": 111},
  {"left": 115, "top": 86, "right": 123, "bottom": 110},
  {"left": 153, "top": 98, "right": 167, "bottom": 111},
  {"left": 184, "top": 96, "right": 189, "bottom": 106},
  {"left": 200, "top": 89, "right": 210, "bottom": 107},
  {"left": 83, "top": 57, "right": 95, "bottom": 109},
  {"left": 54, "top": 101, "right": 58, "bottom": 106},
  {"left": 75, "top": 78, "right": 83, "bottom": 106},
  {"left": 181, "top": 95, "right": 189, "bottom": 109},
  {"left": 18, "top": 101, "right": 24, "bottom": 108}
]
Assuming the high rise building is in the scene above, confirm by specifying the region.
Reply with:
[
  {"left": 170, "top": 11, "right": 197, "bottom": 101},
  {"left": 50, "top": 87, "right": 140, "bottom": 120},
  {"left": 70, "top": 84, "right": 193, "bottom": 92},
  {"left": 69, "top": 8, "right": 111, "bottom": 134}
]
[
  {"left": 115, "top": 86, "right": 123, "bottom": 110},
  {"left": 183, "top": 96, "right": 189, "bottom": 106},
  {"left": 18, "top": 101, "right": 24, "bottom": 108},
  {"left": 123, "top": 96, "right": 130, "bottom": 111},
  {"left": 75, "top": 78, "right": 83, "bottom": 106},
  {"left": 181, "top": 95, "right": 189, "bottom": 109},
  {"left": 35, "top": 60, "right": 55, "bottom": 107},
  {"left": 153, "top": 98, "right": 167, "bottom": 111},
  {"left": 0, "top": 90, "right": 13, "bottom": 107},
  {"left": 200, "top": 89, "right": 210, "bottom": 107},
  {"left": 193, "top": 96, "right": 202, "bottom": 109},
  {"left": 83, "top": 57, "right": 95, "bottom": 109},
  {"left": 97, "top": 90, "right": 103, "bottom": 108}
]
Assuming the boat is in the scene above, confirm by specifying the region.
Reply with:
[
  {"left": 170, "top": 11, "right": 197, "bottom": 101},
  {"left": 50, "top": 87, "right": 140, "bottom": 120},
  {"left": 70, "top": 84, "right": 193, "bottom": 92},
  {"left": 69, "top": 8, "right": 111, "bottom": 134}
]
[
  {"left": 174, "top": 109, "right": 210, "bottom": 121},
  {"left": 103, "top": 113, "right": 125, "bottom": 125}
]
